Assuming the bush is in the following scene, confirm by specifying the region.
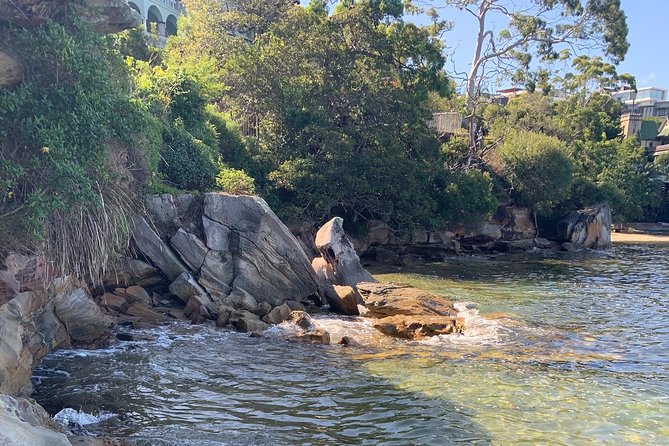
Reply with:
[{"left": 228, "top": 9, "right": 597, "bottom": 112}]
[
  {"left": 160, "top": 123, "right": 218, "bottom": 190},
  {"left": 436, "top": 170, "right": 497, "bottom": 223},
  {"left": 498, "top": 130, "right": 574, "bottom": 214},
  {"left": 216, "top": 167, "right": 256, "bottom": 195}
]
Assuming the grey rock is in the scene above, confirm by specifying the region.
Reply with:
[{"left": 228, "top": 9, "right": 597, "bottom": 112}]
[
  {"left": 198, "top": 251, "right": 234, "bottom": 300},
  {"left": 236, "top": 318, "right": 269, "bottom": 333},
  {"left": 557, "top": 203, "right": 612, "bottom": 249},
  {"left": 201, "top": 193, "right": 326, "bottom": 307},
  {"left": 202, "top": 216, "right": 231, "bottom": 251},
  {"left": 145, "top": 194, "right": 178, "bottom": 225},
  {"left": 253, "top": 301, "right": 273, "bottom": 318},
  {"left": 289, "top": 311, "right": 315, "bottom": 331},
  {"left": 169, "top": 272, "right": 211, "bottom": 306},
  {"left": 263, "top": 303, "right": 292, "bottom": 325},
  {"left": 0, "top": 50, "right": 22, "bottom": 89},
  {"left": 285, "top": 300, "right": 306, "bottom": 312},
  {"left": 175, "top": 194, "right": 195, "bottom": 216},
  {"left": 314, "top": 217, "right": 376, "bottom": 287},
  {"left": 124, "top": 285, "right": 151, "bottom": 306},
  {"left": 131, "top": 215, "right": 189, "bottom": 282}
]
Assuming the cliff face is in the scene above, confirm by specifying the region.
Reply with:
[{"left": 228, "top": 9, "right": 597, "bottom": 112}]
[{"left": 0, "top": 0, "right": 140, "bottom": 87}]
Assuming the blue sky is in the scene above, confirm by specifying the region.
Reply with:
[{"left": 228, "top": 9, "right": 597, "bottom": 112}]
[{"left": 298, "top": 0, "right": 665, "bottom": 92}]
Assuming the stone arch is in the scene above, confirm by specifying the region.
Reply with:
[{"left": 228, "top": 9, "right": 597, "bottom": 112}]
[
  {"left": 166, "top": 14, "right": 178, "bottom": 36},
  {"left": 127, "top": 1, "right": 141, "bottom": 17},
  {"left": 146, "top": 5, "right": 163, "bottom": 34}
]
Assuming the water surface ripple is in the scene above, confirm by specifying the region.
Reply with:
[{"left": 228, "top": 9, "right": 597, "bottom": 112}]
[{"left": 33, "top": 244, "right": 669, "bottom": 445}]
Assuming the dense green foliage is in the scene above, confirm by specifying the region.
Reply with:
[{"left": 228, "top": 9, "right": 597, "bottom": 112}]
[
  {"left": 0, "top": 21, "right": 153, "bottom": 262},
  {"left": 498, "top": 131, "right": 574, "bottom": 213},
  {"left": 216, "top": 167, "right": 256, "bottom": 195}
]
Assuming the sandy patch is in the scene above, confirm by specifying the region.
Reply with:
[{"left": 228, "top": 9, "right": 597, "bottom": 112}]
[{"left": 611, "top": 232, "right": 669, "bottom": 244}]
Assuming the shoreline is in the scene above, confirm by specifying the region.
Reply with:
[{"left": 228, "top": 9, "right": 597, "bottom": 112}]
[{"left": 611, "top": 232, "right": 669, "bottom": 244}]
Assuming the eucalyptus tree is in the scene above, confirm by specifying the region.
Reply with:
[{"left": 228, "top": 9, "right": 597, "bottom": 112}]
[{"left": 442, "top": 0, "right": 629, "bottom": 160}]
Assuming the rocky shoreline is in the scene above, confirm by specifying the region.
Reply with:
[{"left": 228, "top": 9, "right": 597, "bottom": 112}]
[{"left": 0, "top": 193, "right": 468, "bottom": 445}]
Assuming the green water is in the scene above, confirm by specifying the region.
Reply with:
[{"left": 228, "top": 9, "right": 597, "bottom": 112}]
[{"left": 33, "top": 244, "right": 669, "bottom": 445}]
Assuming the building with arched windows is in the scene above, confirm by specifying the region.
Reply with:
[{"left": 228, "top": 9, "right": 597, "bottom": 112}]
[{"left": 126, "top": 0, "right": 184, "bottom": 43}]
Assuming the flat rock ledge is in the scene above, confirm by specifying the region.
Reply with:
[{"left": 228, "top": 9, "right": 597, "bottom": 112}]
[{"left": 357, "top": 282, "right": 464, "bottom": 340}]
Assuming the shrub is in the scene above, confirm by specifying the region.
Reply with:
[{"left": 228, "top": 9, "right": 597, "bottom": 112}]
[
  {"left": 216, "top": 167, "right": 256, "bottom": 195},
  {"left": 160, "top": 123, "right": 218, "bottom": 190},
  {"left": 437, "top": 170, "right": 498, "bottom": 224},
  {"left": 498, "top": 130, "right": 574, "bottom": 214}
]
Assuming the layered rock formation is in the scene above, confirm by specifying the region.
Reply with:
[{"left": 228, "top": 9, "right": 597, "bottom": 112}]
[
  {"left": 130, "top": 193, "right": 335, "bottom": 329},
  {"left": 557, "top": 203, "right": 612, "bottom": 250},
  {"left": 357, "top": 282, "right": 464, "bottom": 339}
]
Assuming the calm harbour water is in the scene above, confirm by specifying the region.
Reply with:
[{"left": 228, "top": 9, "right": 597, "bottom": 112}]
[{"left": 32, "top": 244, "right": 669, "bottom": 445}]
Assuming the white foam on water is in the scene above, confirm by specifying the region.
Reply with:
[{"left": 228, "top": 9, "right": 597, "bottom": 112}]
[
  {"left": 423, "top": 301, "right": 508, "bottom": 347},
  {"left": 53, "top": 408, "right": 116, "bottom": 427}
]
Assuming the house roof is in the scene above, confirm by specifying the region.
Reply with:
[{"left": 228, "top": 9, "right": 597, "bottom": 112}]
[
  {"left": 658, "top": 121, "right": 669, "bottom": 138},
  {"left": 639, "top": 119, "right": 659, "bottom": 141}
]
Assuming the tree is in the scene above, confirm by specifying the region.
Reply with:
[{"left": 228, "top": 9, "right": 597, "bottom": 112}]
[
  {"left": 498, "top": 130, "right": 573, "bottom": 228},
  {"left": 443, "top": 0, "right": 629, "bottom": 157}
]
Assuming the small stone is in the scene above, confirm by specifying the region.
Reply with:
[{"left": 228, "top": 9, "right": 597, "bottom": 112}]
[
  {"left": 338, "top": 336, "right": 354, "bottom": 346},
  {"left": 253, "top": 301, "right": 273, "bottom": 318},
  {"left": 263, "top": 303, "right": 292, "bottom": 325},
  {"left": 289, "top": 311, "right": 315, "bottom": 331}
]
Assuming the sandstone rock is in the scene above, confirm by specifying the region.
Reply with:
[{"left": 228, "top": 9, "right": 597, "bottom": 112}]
[
  {"left": 314, "top": 217, "right": 376, "bottom": 287},
  {"left": 358, "top": 282, "right": 457, "bottom": 319},
  {"left": 145, "top": 194, "right": 178, "bottom": 225},
  {"left": 263, "top": 303, "right": 292, "bottom": 325},
  {"left": 493, "top": 205, "right": 537, "bottom": 240},
  {"left": 311, "top": 257, "right": 337, "bottom": 284},
  {"left": 98, "top": 293, "right": 127, "bottom": 313},
  {"left": 201, "top": 193, "right": 326, "bottom": 307},
  {"left": 124, "top": 285, "right": 151, "bottom": 306},
  {"left": 131, "top": 215, "right": 188, "bottom": 282},
  {"left": 289, "top": 311, "right": 315, "bottom": 331},
  {"left": 0, "top": 395, "right": 70, "bottom": 446},
  {"left": 357, "top": 282, "right": 464, "bottom": 340},
  {"left": 103, "top": 257, "right": 161, "bottom": 288},
  {"left": 294, "top": 329, "right": 330, "bottom": 344},
  {"left": 372, "top": 314, "right": 464, "bottom": 339},
  {"left": 170, "top": 229, "right": 209, "bottom": 272},
  {"left": 52, "top": 279, "right": 113, "bottom": 347},
  {"left": 557, "top": 204, "right": 611, "bottom": 249},
  {"left": 331, "top": 285, "right": 361, "bottom": 316},
  {"left": 253, "top": 301, "right": 273, "bottom": 318},
  {"left": 168, "top": 272, "right": 210, "bottom": 306},
  {"left": 123, "top": 302, "right": 165, "bottom": 324}
]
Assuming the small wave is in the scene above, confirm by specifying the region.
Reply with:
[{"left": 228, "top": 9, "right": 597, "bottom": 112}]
[
  {"left": 53, "top": 408, "right": 116, "bottom": 427},
  {"left": 424, "top": 302, "right": 507, "bottom": 347}
]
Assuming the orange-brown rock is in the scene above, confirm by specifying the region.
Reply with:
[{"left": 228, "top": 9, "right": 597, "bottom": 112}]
[
  {"left": 357, "top": 282, "right": 464, "bottom": 340},
  {"left": 372, "top": 315, "right": 464, "bottom": 339}
]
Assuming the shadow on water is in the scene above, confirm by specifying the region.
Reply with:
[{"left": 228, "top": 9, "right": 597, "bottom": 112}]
[{"left": 32, "top": 325, "right": 494, "bottom": 446}]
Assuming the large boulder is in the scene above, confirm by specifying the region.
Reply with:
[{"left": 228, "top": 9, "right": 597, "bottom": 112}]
[
  {"left": 314, "top": 217, "right": 376, "bottom": 287},
  {"left": 131, "top": 215, "right": 189, "bottom": 282},
  {"left": 357, "top": 282, "right": 463, "bottom": 340},
  {"left": 0, "top": 395, "right": 70, "bottom": 446},
  {"left": 200, "top": 193, "right": 326, "bottom": 308},
  {"left": 557, "top": 203, "right": 611, "bottom": 249},
  {"left": 0, "top": 276, "right": 111, "bottom": 397}
]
